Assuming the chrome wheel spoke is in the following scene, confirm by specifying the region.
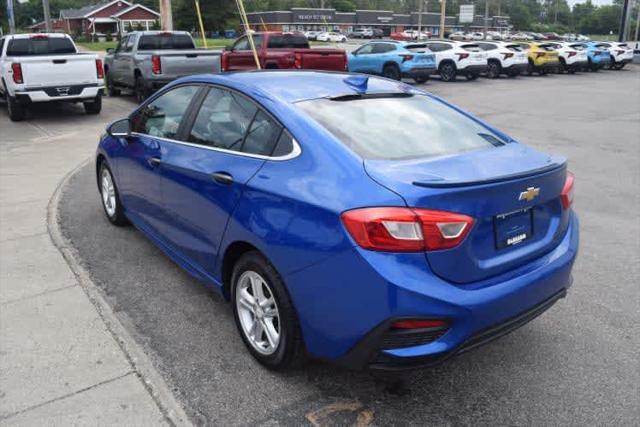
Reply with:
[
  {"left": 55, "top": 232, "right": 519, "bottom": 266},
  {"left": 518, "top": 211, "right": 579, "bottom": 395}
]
[
  {"left": 235, "top": 270, "right": 281, "bottom": 355},
  {"left": 263, "top": 319, "right": 278, "bottom": 349}
]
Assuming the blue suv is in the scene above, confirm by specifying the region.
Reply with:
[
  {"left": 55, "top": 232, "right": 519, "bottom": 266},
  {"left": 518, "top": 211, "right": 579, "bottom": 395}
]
[{"left": 348, "top": 41, "right": 436, "bottom": 83}]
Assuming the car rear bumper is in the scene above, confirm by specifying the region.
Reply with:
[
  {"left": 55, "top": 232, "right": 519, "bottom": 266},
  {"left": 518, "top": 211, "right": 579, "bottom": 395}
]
[
  {"left": 287, "top": 211, "right": 579, "bottom": 370},
  {"left": 14, "top": 84, "right": 103, "bottom": 103},
  {"left": 403, "top": 67, "right": 436, "bottom": 78},
  {"left": 503, "top": 63, "right": 528, "bottom": 73},
  {"left": 569, "top": 60, "right": 588, "bottom": 69},
  {"left": 458, "top": 64, "right": 487, "bottom": 75}
]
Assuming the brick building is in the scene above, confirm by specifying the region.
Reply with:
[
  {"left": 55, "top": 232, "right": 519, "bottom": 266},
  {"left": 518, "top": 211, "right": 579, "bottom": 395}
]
[{"left": 57, "top": 0, "right": 159, "bottom": 36}]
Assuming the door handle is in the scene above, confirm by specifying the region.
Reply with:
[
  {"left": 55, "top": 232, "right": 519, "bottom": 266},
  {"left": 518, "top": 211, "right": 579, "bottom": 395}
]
[
  {"left": 147, "top": 157, "right": 161, "bottom": 167},
  {"left": 210, "top": 172, "right": 233, "bottom": 185}
]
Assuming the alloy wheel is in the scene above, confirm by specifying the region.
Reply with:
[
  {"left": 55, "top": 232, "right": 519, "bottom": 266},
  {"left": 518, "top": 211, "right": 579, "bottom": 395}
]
[
  {"left": 235, "top": 270, "right": 281, "bottom": 355},
  {"left": 101, "top": 168, "right": 117, "bottom": 217}
]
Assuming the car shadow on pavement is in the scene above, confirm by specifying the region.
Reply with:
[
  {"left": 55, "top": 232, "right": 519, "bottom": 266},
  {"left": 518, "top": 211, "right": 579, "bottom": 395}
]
[{"left": 59, "top": 163, "right": 574, "bottom": 426}]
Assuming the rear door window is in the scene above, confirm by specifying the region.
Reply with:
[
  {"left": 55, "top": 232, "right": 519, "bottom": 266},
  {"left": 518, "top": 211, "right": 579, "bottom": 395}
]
[
  {"left": 187, "top": 87, "right": 257, "bottom": 152},
  {"left": 297, "top": 94, "right": 505, "bottom": 160},
  {"left": 372, "top": 43, "right": 396, "bottom": 54},
  {"left": 232, "top": 36, "right": 250, "bottom": 51},
  {"left": 461, "top": 44, "right": 482, "bottom": 52},
  {"left": 267, "top": 34, "right": 309, "bottom": 49},
  {"left": 354, "top": 44, "right": 375, "bottom": 55},
  {"left": 6, "top": 36, "right": 76, "bottom": 56},
  {"left": 131, "top": 85, "right": 199, "bottom": 139}
]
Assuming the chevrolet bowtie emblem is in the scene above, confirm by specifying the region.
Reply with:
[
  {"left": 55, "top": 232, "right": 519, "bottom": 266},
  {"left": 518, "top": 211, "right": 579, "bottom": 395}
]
[{"left": 519, "top": 187, "right": 540, "bottom": 202}]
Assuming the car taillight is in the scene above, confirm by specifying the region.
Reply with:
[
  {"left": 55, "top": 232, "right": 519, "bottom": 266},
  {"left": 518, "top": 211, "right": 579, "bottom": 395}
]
[
  {"left": 560, "top": 171, "right": 575, "bottom": 209},
  {"left": 95, "top": 59, "right": 104, "bottom": 79},
  {"left": 221, "top": 52, "right": 229, "bottom": 72},
  {"left": 294, "top": 52, "right": 302, "bottom": 69},
  {"left": 341, "top": 207, "right": 474, "bottom": 252},
  {"left": 151, "top": 55, "right": 162, "bottom": 74},
  {"left": 456, "top": 52, "right": 469, "bottom": 60},
  {"left": 616, "top": 49, "right": 624, "bottom": 55},
  {"left": 568, "top": 51, "right": 576, "bottom": 57},
  {"left": 536, "top": 52, "right": 546, "bottom": 58},
  {"left": 400, "top": 54, "right": 414, "bottom": 62},
  {"left": 30, "top": 34, "right": 48, "bottom": 39},
  {"left": 392, "top": 319, "right": 448, "bottom": 329},
  {"left": 502, "top": 52, "right": 514, "bottom": 59},
  {"left": 11, "top": 63, "right": 23, "bottom": 84}
]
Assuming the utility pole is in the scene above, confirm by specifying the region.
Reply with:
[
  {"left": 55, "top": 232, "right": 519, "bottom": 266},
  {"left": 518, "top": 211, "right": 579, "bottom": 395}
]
[
  {"left": 484, "top": 0, "right": 489, "bottom": 39},
  {"left": 43, "top": 0, "right": 52, "bottom": 32},
  {"left": 619, "top": 0, "right": 630, "bottom": 42},
  {"left": 635, "top": 0, "right": 640, "bottom": 42},
  {"left": 7, "top": 0, "right": 16, "bottom": 33},
  {"left": 439, "top": 0, "right": 446, "bottom": 38},
  {"left": 417, "top": 0, "right": 423, "bottom": 40},
  {"left": 159, "top": 0, "right": 173, "bottom": 31}
]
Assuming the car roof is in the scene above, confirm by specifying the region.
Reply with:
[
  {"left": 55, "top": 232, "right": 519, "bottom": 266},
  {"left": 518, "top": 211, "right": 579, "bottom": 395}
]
[{"left": 176, "top": 71, "right": 417, "bottom": 104}]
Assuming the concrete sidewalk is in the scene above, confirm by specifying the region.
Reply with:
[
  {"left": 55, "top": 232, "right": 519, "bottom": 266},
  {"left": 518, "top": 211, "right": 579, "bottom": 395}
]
[{"left": 0, "top": 100, "right": 186, "bottom": 425}]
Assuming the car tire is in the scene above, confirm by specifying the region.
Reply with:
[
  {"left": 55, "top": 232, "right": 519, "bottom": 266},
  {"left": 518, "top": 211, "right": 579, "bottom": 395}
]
[
  {"left": 99, "top": 162, "right": 129, "bottom": 226},
  {"left": 413, "top": 75, "right": 429, "bottom": 84},
  {"left": 231, "top": 251, "right": 305, "bottom": 370},
  {"left": 7, "top": 95, "right": 26, "bottom": 122},
  {"left": 382, "top": 64, "right": 401, "bottom": 81},
  {"left": 539, "top": 68, "right": 547, "bottom": 76},
  {"left": 465, "top": 72, "right": 479, "bottom": 81},
  {"left": 558, "top": 58, "right": 567, "bottom": 74},
  {"left": 613, "top": 62, "right": 625, "bottom": 70},
  {"left": 439, "top": 62, "right": 456, "bottom": 82},
  {"left": 105, "top": 72, "right": 120, "bottom": 96},
  {"left": 134, "top": 76, "right": 149, "bottom": 103},
  {"left": 84, "top": 95, "right": 102, "bottom": 115},
  {"left": 487, "top": 60, "right": 501, "bottom": 78}
]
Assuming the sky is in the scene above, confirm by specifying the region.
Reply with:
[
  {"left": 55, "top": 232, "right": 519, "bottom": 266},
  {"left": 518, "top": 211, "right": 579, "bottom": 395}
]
[{"left": 567, "top": 0, "right": 613, "bottom": 6}]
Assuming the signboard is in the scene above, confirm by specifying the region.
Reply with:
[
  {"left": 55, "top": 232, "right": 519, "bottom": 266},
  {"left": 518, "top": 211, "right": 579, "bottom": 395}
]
[
  {"left": 459, "top": 5, "right": 475, "bottom": 24},
  {"left": 292, "top": 9, "right": 334, "bottom": 22}
]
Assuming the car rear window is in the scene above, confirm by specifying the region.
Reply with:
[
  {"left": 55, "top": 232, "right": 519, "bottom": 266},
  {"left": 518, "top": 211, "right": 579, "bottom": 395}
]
[
  {"left": 296, "top": 94, "right": 505, "bottom": 160},
  {"left": 570, "top": 44, "right": 585, "bottom": 50},
  {"left": 6, "top": 37, "right": 76, "bottom": 56},
  {"left": 138, "top": 34, "right": 195, "bottom": 50},
  {"left": 267, "top": 34, "right": 310, "bottom": 49},
  {"left": 505, "top": 44, "right": 523, "bottom": 52}
]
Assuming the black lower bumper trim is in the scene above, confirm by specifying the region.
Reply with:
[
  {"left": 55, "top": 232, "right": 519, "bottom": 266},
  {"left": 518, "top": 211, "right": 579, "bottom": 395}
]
[
  {"left": 459, "top": 65, "right": 488, "bottom": 75},
  {"left": 336, "top": 287, "right": 568, "bottom": 371}
]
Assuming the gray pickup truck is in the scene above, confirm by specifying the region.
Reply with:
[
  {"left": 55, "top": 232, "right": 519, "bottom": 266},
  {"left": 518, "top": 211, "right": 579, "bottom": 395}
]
[{"left": 104, "top": 31, "right": 220, "bottom": 102}]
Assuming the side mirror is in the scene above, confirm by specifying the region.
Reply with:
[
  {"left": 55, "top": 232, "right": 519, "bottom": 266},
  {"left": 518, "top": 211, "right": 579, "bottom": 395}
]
[
  {"left": 106, "top": 48, "right": 114, "bottom": 54},
  {"left": 224, "top": 45, "right": 233, "bottom": 52},
  {"left": 107, "top": 118, "right": 131, "bottom": 138}
]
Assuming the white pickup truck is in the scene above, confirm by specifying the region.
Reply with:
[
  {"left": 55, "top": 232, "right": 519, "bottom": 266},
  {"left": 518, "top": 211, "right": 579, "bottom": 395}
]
[{"left": 0, "top": 33, "right": 104, "bottom": 121}]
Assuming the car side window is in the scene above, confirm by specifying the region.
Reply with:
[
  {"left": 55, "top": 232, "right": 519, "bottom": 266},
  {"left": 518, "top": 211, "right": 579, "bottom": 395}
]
[
  {"left": 131, "top": 85, "right": 199, "bottom": 139},
  {"left": 440, "top": 43, "right": 453, "bottom": 51},
  {"left": 115, "top": 36, "right": 127, "bottom": 52},
  {"left": 355, "top": 44, "right": 374, "bottom": 55},
  {"left": 372, "top": 43, "right": 396, "bottom": 54},
  {"left": 124, "top": 35, "right": 135, "bottom": 52},
  {"left": 0, "top": 38, "right": 4, "bottom": 56},
  {"left": 187, "top": 87, "right": 257, "bottom": 152},
  {"left": 425, "top": 43, "right": 439, "bottom": 52},
  {"left": 233, "top": 36, "right": 250, "bottom": 51},
  {"left": 271, "top": 130, "right": 294, "bottom": 157}
]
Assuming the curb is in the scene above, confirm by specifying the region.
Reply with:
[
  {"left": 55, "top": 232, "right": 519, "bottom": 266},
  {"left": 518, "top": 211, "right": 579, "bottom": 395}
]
[{"left": 46, "top": 158, "right": 192, "bottom": 427}]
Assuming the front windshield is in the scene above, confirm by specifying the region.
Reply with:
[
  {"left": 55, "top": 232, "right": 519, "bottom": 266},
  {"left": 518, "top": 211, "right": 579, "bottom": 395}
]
[{"left": 296, "top": 94, "right": 506, "bottom": 160}]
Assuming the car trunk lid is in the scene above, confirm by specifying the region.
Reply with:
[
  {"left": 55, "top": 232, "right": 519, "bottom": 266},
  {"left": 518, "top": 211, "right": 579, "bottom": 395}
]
[
  {"left": 365, "top": 144, "right": 570, "bottom": 283},
  {"left": 18, "top": 55, "right": 98, "bottom": 87}
]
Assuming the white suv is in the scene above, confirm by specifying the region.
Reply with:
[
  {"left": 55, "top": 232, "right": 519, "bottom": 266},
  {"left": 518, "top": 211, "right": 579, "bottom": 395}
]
[
  {"left": 596, "top": 41, "right": 634, "bottom": 70},
  {"left": 423, "top": 40, "right": 488, "bottom": 82},
  {"left": 476, "top": 41, "right": 529, "bottom": 78},
  {"left": 545, "top": 42, "right": 588, "bottom": 73}
]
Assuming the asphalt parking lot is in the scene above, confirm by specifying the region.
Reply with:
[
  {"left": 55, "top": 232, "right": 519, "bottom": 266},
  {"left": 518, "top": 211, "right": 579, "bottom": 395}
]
[{"left": 5, "top": 67, "right": 639, "bottom": 425}]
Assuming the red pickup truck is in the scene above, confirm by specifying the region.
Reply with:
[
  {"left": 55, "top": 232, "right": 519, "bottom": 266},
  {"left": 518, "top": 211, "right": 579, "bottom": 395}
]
[{"left": 221, "top": 32, "right": 347, "bottom": 72}]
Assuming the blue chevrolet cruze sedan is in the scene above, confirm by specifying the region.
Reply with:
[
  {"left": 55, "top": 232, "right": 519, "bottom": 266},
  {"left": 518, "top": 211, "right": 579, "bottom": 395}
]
[{"left": 96, "top": 71, "right": 579, "bottom": 370}]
